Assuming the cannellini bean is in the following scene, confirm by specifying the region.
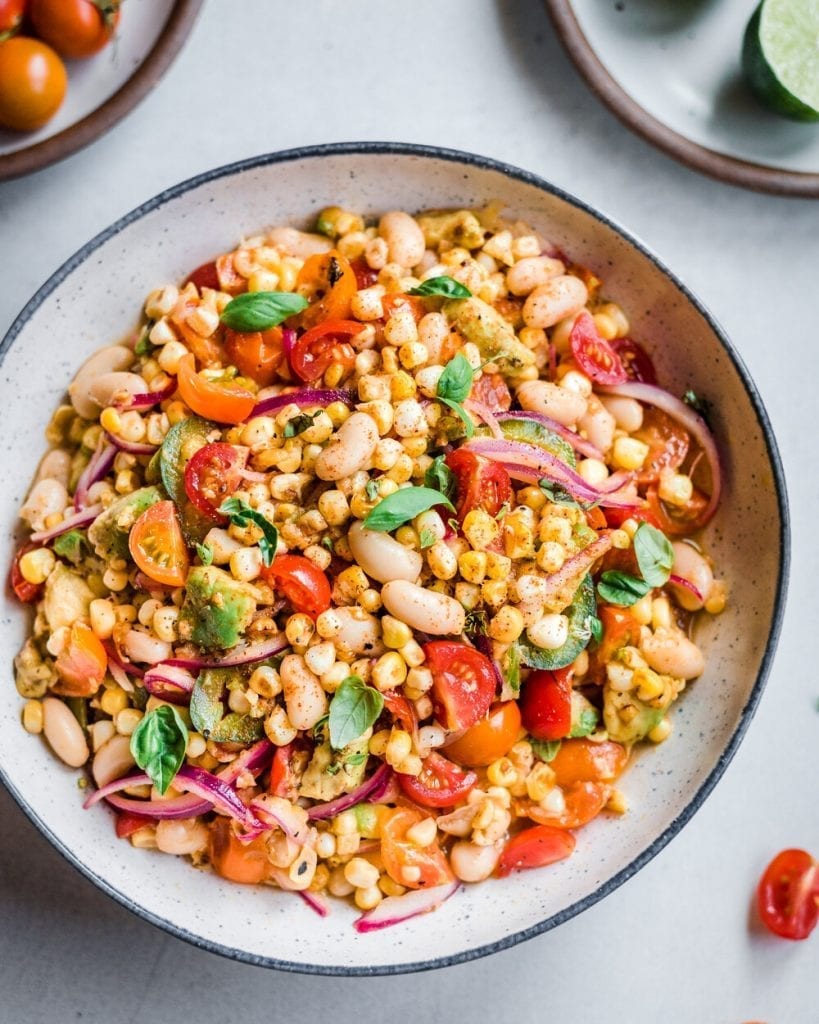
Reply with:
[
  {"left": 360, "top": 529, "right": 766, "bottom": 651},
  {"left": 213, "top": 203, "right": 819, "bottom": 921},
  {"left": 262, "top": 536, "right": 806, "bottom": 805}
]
[
  {"left": 155, "top": 818, "right": 209, "bottom": 856},
  {"left": 578, "top": 395, "right": 616, "bottom": 454},
  {"left": 34, "top": 449, "right": 72, "bottom": 488},
  {"left": 642, "top": 629, "right": 705, "bottom": 680},
  {"left": 450, "top": 840, "right": 504, "bottom": 882},
  {"left": 506, "top": 256, "right": 564, "bottom": 296},
  {"left": 91, "top": 732, "right": 135, "bottom": 786},
  {"left": 122, "top": 628, "right": 173, "bottom": 666},
  {"left": 526, "top": 613, "right": 569, "bottom": 650},
  {"left": 600, "top": 395, "right": 644, "bottom": 433},
  {"left": 334, "top": 606, "right": 385, "bottom": 657},
  {"left": 418, "top": 312, "right": 449, "bottom": 364},
  {"left": 314, "top": 412, "right": 379, "bottom": 481},
  {"left": 20, "top": 478, "right": 69, "bottom": 531},
  {"left": 516, "top": 379, "right": 587, "bottom": 427},
  {"left": 378, "top": 211, "right": 426, "bottom": 269},
  {"left": 267, "top": 226, "right": 332, "bottom": 258},
  {"left": 42, "top": 697, "right": 89, "bottom": 768},
  {"left": 85, "top": 372, "right": 148, "bottom": 413},
  {"left": 522, "top": 275, "right": 588, "bottom": 329},
  {"left": 669, "top": 541, "right": 713, "bottom": 612},
  {"left": 381, "top": 580, "right": 465, "bottom": 635},
  {"left": 348, "top": 521, "right": 423, "bottom": 584},
  {"left": 280, "top": 654, "right": 328, "bottom": 730},
  {"left": 68, "top": 346, "right": 134, "bottom": 417}
]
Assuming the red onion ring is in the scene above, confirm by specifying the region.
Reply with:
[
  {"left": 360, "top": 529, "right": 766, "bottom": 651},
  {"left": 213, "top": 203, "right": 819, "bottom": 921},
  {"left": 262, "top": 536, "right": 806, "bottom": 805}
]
[
  {"left": 104, "top": 432, "right": 158, "bottom": 456},
  {"left": 249, "top": 387, "right": 355, "bottom": 419},
  {"left": 307, "top": 762, "right": 392, "bottom": 821},
  {"left": 73, "top": 442, "right": 116, "bottom": 511},
  {"left": 354, "top": 881, "right": 461, "bottom": 933},
  {"left": 164, "top": 636, "right": 288, "bottom": 670},
  {"left": 30, "top": 503, "right": 103, "bottom": 545},
  {"left": 143, "top": 664, "right": 196, "bottom": 704},
  {"left": 115, "top": 378, "right": 176, "bottom": 411}
]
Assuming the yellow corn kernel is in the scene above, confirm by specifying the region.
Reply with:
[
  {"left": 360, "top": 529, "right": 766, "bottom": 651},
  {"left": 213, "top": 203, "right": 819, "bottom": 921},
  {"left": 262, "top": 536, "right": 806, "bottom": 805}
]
[
  {"left": 518, "top": 485, "right": 547, "bottom": 511},
  {"left": 606, "top": 788, "right": 629, "bottom": 814},
  {"left": 386, "top": 453, "right": 415, "bottom": 484},
  {"left": 248, "top": 268, "right": 279, "bottom": 293},
  {"left": 285, "top": 612, "right": 315, "bottom": 648},
  {"left": 481, "top": 579, "right": 508, "bottom": 609},
  {"left": 381, "top": 615, "right": 413, "bottom": 649},
  {"left": 344, "top": 857, "right": 380, "bottom": 890},
  {"left": 652, "top": 596, "right": 672, "bottom": 632},
  {"left": 487, "top": 757, "right": 517, "bottom": 788},
  {"left": 484, "top": 551, "right": 512, "bottom": 580},
  {"left": 100, "top": 686, "right": 129, "bottom": 717},
  {"left": 462, "top": 509, "right": 499, "bottom": 551},
  {"left": 488, "top": 605, "right": 525, "bottom": 644},
  {"left": 578, "top": 458, "right": 609, "bottom": 486},
  {"left": 22, "top": 699, "right": 43, "bottom": 734},
  {"left": 593, "top": 312, "right": 618, "bottom": 341},
  {"left": 526, "top": 762, "right": 556, "bottom": 802},
  {"left": 354, "top": 885, "right": 383, "bottom": 911},
  {"left": 335, "top": 565, "right": 369, "bottom": 601},
  {"left": 99, "top": 407, "right": 121, "bottom": 435},
  {"left": 115, "top": 708, "right": 144, "bottom": 737},
  {"left": 372, "top": 652, "right": 408, "bottom": 691},
  {"left": 503, "top": 510, "right": 535, "bottom": 560},
  {"left": 648, "top": 717, "right": 672, "bottom": 744},
  {"left": 612, "top": 436, "right": 650, "bottom": 472},
  {"left": 705, "top": 581, "right": 727, "bottom": 615},
  {"left": 405, "top": 817, "right": 437, "bottom": 848},
  {"left": 264, "top": 705, "right": 297, "bottom": 746},
  {"left": 390, "top": 370, "right": 417, "bottom": 401},
  {"left": 634, "top": 667, "right": 664, "bottom": 702},
  {"left": 249, "top": 665, "right": 281, "bottom": 698},
  {"left": 399, "top": 640, "right": 425, "bottom": 668},
  {"left": 659, "top": 471, "right": 694, "bottom": 507},
  {"left": 395, "top": 753, "right": 423, "bottom": 776},
  {"left": 631, "top": 593, "right": 653, "bottom": 626},
  {"left": 610, "top": 529, "right": 631, "bottom": 550},
  {"left": 427, "top": 541, "right": 458, "bottom": 581},
  {"left": 385, "top": 729, "right": 413, "bottom": 769},
  {"left": 379, "top": 876, "right": 406, "bottom": 898},
  {"left": 18, "top": 548, "right": 55, "bottom": 586},
  {"left": 368, "top": 729, "right": 391, "bottom": 757},
  {"left": 458, "top": 550, "right": 487, "bottom": 584},
  {"left": 539, "top": 514, "right": 573, "bottom": 546}
]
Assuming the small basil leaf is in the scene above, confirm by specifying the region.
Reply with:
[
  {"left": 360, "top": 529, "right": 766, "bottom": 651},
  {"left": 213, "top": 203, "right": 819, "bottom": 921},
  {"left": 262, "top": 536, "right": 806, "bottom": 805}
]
[
  {"left": 585, "top": 614, "right": 604, "bottom": 645},
  {"left": 219, "top": 496, "right": 279, "bottom": 566},
  {"left": 539, "top": 479, "right": 582, "bottom": 509},
  {"left": 362, "top": 486, "right": 454, "bottom": 533},
  {"left": 328, "top": 675, "right": 384, "bottom": 750},
  {"left": 633, "top": 522, "right": 674, "bottom": 588},
  {"left": 196, "top": 542, "right": 214, "bottom": 566},
  {"left": 531, "top": 739, "right": 561, "bottom": 763},
  {"left": 408, "top": 275, "right": 472, "bottom": 299},
  {"left": 130, "top": 705, "right": 188, "bottom": 795},
  {"left": 424, "top": 455, "right": 456, "bottom": 502},
  {"left": 437, "top": 352, "right": 474, "bottom": 404},
  {"left": 418, "top": 527, "right": 437, "bottom": 549},
  {"left": 220, "top": 291, "right": 308, "bottom": 332},
  {"left": 597, "top": 570, "right": 651, "bottom": 607},
  {"left": 284, "top": 411, "right": 320, "bottom": 438},
  {"left": 439, "top": 396, "right": 475, "bottom": 438}
]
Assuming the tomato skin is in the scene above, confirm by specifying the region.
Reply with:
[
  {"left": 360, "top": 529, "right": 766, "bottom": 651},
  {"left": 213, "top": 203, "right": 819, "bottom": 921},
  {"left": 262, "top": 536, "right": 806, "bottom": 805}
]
[
  {"left": 177, "top": 353, "right": 256, "bottom": 425},
  {"left": 128, "top": 501, "right": 189, "bottom": 588},
  {"left": 497, "top": 824, "right": 576, "bottom": 877},
  {"left": 115, "top": 812, "right": 156, "bottom": 839},
  {"left": 184, "top": 261, "right": 220, "bottom": 292},
  {"left": 224, "top": 326, "right": 284, "bottom": 387},
  {"left": 184, "top": 442, "right": 246, "bottom": 522},
  {"left": 0, "top": 36, "right": 67, "bottom": 132},
  {"left": 470, "top": 371, "right": 512, "bottom": 412},
  {"left": 0, "top": 0, "right": 25, "bottom": 34},
  {"left": 381, "top": 807, "right": 455, "bottom": 889},
  {"left": 29, "top": 0, "right": 119, "bottom": 59},
  {"left": 519, "top": 668, "right": 573, "bottom": 742},
  {"left": 550, "top": 739, "right": 628, "bottom": 787},
  {"left": 350, "top": 258, "right": 378, "bottom": 289},
  {"left": 290, "top": 319, "right": 359, "bottom": 383},
  {"left": 445, "top": 701, "right": 521, "bottom": 767},
  {"left": 382, "top": 690, "right": 418, "bottom": 736},
  {"left": 757, "top": 849, "right": 819, "bottom": 941},
  {"left": 633, "top": 407, "right": 690, "bottom": 486},
  {"left": 445, "top": 449, "right": 512, "bottom": 523},
  {"left": 53, "top": 621, "right": 108, "bottom": 697},
  {"left": 262, "top": 555, "right": 331, "bottom": 619},
  {"left": 209, "top": 818, "right": 271, "bottom": 885},
  {"left": 646, "top": 485, "right": 709, "bottom": 538},
  {"left": 570, "top": 311, "right": 627, "bottom": 385},
  {"left": 296, "top": 251, "right": 357, "bottom": 329},
  {"left": 424, "top": 641, "right": 498, "bottom": 731},
  {"left": 398, "top": 752, "right": 477, "bottom": 808},
  {"left": 603, "top": 504, "right": 661, "bottom": 530},
  {"left": 610, "top": 337, "right": 657, "bottom": 384},
  {"left": 593, "top": 606, "right": 641, "bottom": 667},
  {"left": 9, "top": 546, "right": 41, "bottom": 603},
  {"left": 527, "top": 781, "right": 611, "bottom": 829}
]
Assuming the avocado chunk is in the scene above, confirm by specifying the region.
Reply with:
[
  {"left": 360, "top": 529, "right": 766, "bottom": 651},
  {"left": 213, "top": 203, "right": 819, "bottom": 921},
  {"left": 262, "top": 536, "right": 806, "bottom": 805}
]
[
  {"left": 568, "top": 691, "right": 599, "bottom": 738},
  {"left": 87, "top": 486, "right": 162, "bottom": 560},
  {"left": 298, "top": 736, "right": 371, "bottom": 802},
  {"left": 189, "top": 667, "right": 264, "bottom": 742},
  {"left": 417, "top": 209, "right": 486, "bottom": 250},
  {"left": 179, "top": 566, "right": 257, "bottom": 651},
  {"left": 443, "top": 296, "right": 535, "bottom": 374},
  {"left": 159, "top": 415, "right": 219, "bottom": 545},
  {"left": 43, "top": 562, "right": 95, "bottom": 632},
  {"left": 603, "top": 687, "right": 665, "bottom": 745}
]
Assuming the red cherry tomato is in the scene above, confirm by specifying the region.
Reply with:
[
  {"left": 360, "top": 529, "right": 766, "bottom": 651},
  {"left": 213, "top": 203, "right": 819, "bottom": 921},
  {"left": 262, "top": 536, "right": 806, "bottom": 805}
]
[
  {"left": 398, "top": 752, "right": 477, "bottom": 808},
  {"left": 757, "top": 849, "right": 819, "bottom": 941},
  {"left": 268, "top": 743, "right": 296, "bottom": 799},
  {"left": 263, "top": 555, "right": 331, "bottom": 619},
  {"left": 115, "top": 812, "right": 156, "bottom": 839},
  {"left": 128, "top": 501, "right": 189, "bottom": 588},
  {"left": 184, "top": 443, "right": 247, "bottom": 522},
  {"left": 470, "top": 371, "right": 512, "bottom": 412},
  {"left": 290, "top": 319, "right": 359, "bottom": 383},
  {"left": 224, "top": 326, "right": 284, "bottom": 387},
  {"left": 497, "top": 824, "right": 576, "bottom": 877},
  {"left": 527, "top": 781, "right": 611, "bottom": 830},
  {"left": 633, "top": 407, "right": 690, "bottom": 486},
  {"left": 184, "top": 261, "right": 220, "bottom": 292},
  {"left": 444, "top": 701, "right": 522, "bottom": 767},
  {"left": 519, "top": 667, "right": 573, "bottom": 742},
  {"left": 603, "top": 503, "right": 661, "bottom": 530},
  {"left": 445, "top": 448, "right": 512, "bottom": 523},
  {"left": 550, "top": 739, "right": 628, "bottom": 787},
  {"left": 381, "top": 807, "right": 455, "bottom": 889},
  {"left": 424, "top": 640, "right": 498, "bottom": 731},
  {"left": 646, "top": 485, "right": 709, "bottom": 538},
  {"left": 0, "top": 0, "right": 26, "bottom": 35},
  {"left": 296, "top": 251, "right": 357, "bottom": 329},
  {"left": 382, "top": 690, "right": 418, "bottom": 736},
  {"left": 30, "top": 0, "right": 120, "bottom": 59},
  {"left": 610, "top": 337, "right": 657, "bottom": 384},
  {"left": 569, "top": 311, "right": 627, "bottom": 385},
  {"left": 9, "top": 545, "right": 41, "bottom": 603}
]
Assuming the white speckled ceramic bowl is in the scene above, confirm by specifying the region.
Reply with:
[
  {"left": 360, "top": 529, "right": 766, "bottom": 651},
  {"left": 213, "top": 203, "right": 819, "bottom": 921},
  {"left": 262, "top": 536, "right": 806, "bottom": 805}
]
[{"left": 0, "top": 144, "right": 789, "bottom": 974}]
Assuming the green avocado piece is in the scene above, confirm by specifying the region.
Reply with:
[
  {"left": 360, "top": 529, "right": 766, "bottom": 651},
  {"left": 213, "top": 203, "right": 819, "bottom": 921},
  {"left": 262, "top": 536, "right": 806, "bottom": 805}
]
[
  {"left": 159, "top": 415, "right": 218, "bottom": 545},
  {"left": 476, "top": 416, "right": 576, "bottom": 468},
  {"left": 568, "top": 691, "right": 599, "bottom": 738},
  {"left": 87, "top": 486, "right": 163, "bottom": 560},
  {"left": 298, "top": 736, "right": 370, "bottom": 802},
  {"left": 189, "top": 667, "right": 264, "bottom": 742},
  {"left": 416, "top": 209, "right": 486, "bottom": 250},
  {"left": 179, "top": 566, "right": 257, "bottom": 652},
  {"left": 604, "top": 688, "right": 665, "bottom": 745},
  {"left": 443, "top": 296, "right": 534, "bottom": 374},
  {"left": 517, "top": 573, "right": 597, "bottom": 671}
]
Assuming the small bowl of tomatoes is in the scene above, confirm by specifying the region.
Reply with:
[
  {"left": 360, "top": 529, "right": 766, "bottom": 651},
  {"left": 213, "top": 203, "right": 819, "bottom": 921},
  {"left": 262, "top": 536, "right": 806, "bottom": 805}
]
[{"left": 0, "top": 143, "right": 789, "bottom": 973}]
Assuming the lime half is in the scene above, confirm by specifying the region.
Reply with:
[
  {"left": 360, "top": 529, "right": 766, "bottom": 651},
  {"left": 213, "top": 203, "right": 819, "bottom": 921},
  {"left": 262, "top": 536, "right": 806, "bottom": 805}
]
[{"left": 742, "top": 0, "right": 819, "bottom": 122}]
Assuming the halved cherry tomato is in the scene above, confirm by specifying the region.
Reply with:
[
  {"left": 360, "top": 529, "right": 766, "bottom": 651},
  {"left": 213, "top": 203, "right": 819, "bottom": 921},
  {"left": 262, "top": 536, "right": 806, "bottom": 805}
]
[
  {"left": 445, "top": 449, "right": 512, "bottom": 523},
  {"left": 382, "top": 294, "right": 426, "bottom": 324},
  {"left": 268, "top": 743, "right": 296, "bottom": 799},
  {"left": 184, "top": 260, "right": 220, "bottom": 292},
  {"left": 263, "top": 555, "right": 331, "bottom": 619},
  {"left": 633, "top": 407, "right": 690, "bottom": 486},
  {"left": 0, "top": 0, "right": 26, "bottom": 35},
  {"left": 570, "top": 311, "right": 627, "bottom": 385},
  {"left": 290, "top": 319, "right": 359, "bottom": 383},
  {"left": 115, "top": 812, "right": 156, "bottom": 839},
  {"left": 170, "top": 296, "right": 224, "bottom": 365},
  {"left": 30, "top": 0, "right": 120, "bottom": 59},
  {"left": 550, "top": 739, "right": 628, "bottom": 788},
  {"left": 224, "top": 326, "right": 284, "bottom": 387},
  {"left": 646, "top": 485, "right": 709, "bottom": 538},
  {"left": 470, "top": 371, "right": 512, "bottom": 412},
  {"left": 380, "top": 807, "right": 455, "bottom": 889},
  {"left": 184, "top": 442, "right": 246, "bottom": 522},
  {"left": 444, "top": 701, "right": 521, "bottom": 767},
  {"left": 594, "top": 606, "right": 641, "bottom": 666},
  {"left": 610, "top": 337, "right": 657, "bottom": 384},
  {"left": 296, "top": 251, "right": 357, "bottom": 329},
  {"left": 424, "top": 640, "right": 498, "bottom": 731},
  {"left": 527, "top": 781, "right": 611, "bottom": 829},
  {"left": 0, "top": 36, "right": 67, "bottom": 132},
  {"left": 757, "top": 849, "right": 819, "bottom": 941},
  {"left": 177, "top": 353, "right": 256, "bottom": 425},
  {"left": 398, "top": 752, "right": 477, "bottom": 808},
  {"left": 54, "top": 621, "right": 108, "bottom": 697},
  {"left": 519, "top": 667, "right": 573, "bottom": 742},
  {"left": 9, "top": 545, "right": 41, "bottom": 603},
  {"left": 603, "top": 503, "right": 661, "bottom": 530},
  {"left": 215, "top": 252, "right": 247, "bottom": 296},
  {"left": 497, "top": 824, "right": 576, "bottom": 877},
  {"left": 129, "top": 501, "right": 189, "bottom": 588},
  {"left": 209, "top": 818, "right": 271, "bottom": 885},
  {"left": 350, "top": 258, "right": 378, "bottom": 289},
  {"left": 584, "top": 505, "right": 608, "bottom": 531},
  {"left": 382, "top": 690, "right": 418, "bottom": 736}
]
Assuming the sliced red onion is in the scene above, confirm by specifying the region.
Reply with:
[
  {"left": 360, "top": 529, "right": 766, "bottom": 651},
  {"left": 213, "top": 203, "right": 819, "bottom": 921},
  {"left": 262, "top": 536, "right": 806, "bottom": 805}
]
[
  {"left": 249, "top": 795, "right": 307, "bottom": 840},
  {"left": 249, "top": 387, "right": 355, "bottom": 419},
  {"left": 73, "top": 442, "right": 116, "bottom": 510},
  {"left": 497, "top": 411, "right": 603, "bottom": 460},
  {"left": 104, "top": 642, "right": 145, "bottom": 679},
  {"left": 354, "top": 881, "right": 461, "bottom": 933},
  {"left": 143, "top": 663, "right": 196, "bottom": 704},
  {"left": 599, "top": 381, "right": 722, "bottom": 526},
  {"left": 115, "top": 378, "right": 176, "bottom": 411},
  {"left": 165, "top": 636, "right": 288, "bottom": 670},
  {"left": 298, "top": 890, "right": 329, "bottom": 918},
  {"left": 219, "top": 738, "right": 275, "bottom": 784},
  {"left": 30, "top": 503, "right": 103, "bottom": 545},
  {"left": 84, "top": 771, "right": 152, "bottom": 809},
  {"left": 366, "top": 766, "right": 398, "bottom": 804},
  {"left": 105, "top": 791, "right": 212, "bottom": 820},
  {"left": 539, "top": 531, "right": 614, "bottom": 611},
  {"left": 669, "top": 574, "right": 704, "bottom": 604},
  {"left": 307, "top": 762, "right": 392, "bottom": 821},
  {"left": 104, "top": 432, "right": 158, "bottom": 456},
  {"left": 173, "top": 765, "right": 263, "bottom": 833},
  {"left": 464, "top": 399, "right": 504, "bottom": 439}
]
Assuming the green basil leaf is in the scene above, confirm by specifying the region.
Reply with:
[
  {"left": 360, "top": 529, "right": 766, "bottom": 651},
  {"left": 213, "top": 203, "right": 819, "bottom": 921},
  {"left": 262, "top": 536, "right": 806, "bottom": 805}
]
[
  {"left": 437, "top": 352, "right": 474, "bottom": 404},
  {"left": 539, "top": 479, "right": 582, "bottom": 509},
  {"left": 503, "top": 642, "right": 521, "bottom": 694},
  {"left": 328, "top": 675, "right": 384, "bottom": 750},
  {"left": 284, "top": 411, "right": 320, "bottom": 439},
  {"left": 682, "top": 389, "right": 712, "bottom": 426},
  {"left": 633, "top": 522, "right": 674, "bottom": 588},
  {"left": 464, "top": 608, "right": 488, "bottom": 635},
  {"left": 362, "top": 486, "right": 454, "bottom": 533},
  {"left": 424, "top": 455, "right": 456, "bottom": 502},
  {"left": 585, "top": 614, "right": 604, "bottom": 645},
  {"left": 219, "top": 496, "right": 279, "bottom": 566},
  {"left": 418, "top": 527, "right": 437, "bottom": 549},
  {"left": 531, "top": 738, "right": 561, "bottom": 763},
  {"left": 220, "top": 291, "right": 308, "bottom": 332},
  {"left": 130, "top": 705, "right": 188, "bottom": 795},
  {"left": 597, "top": 570, "right": 651, "bottom": 607},
  {"left": 408, "top": 275, "right": 472, "bottom": 299},
  {"left": 321, "top": 535, "right": 335, "bottom": 552},
  {"left": 53, "top": 529, "right": 86, "bottom": 565},
  {"left": 439, "top": 396, "right": 475, "bottom": 438},
  {"left": 196, "top": 542, "right": 214, "bottom": 566}
]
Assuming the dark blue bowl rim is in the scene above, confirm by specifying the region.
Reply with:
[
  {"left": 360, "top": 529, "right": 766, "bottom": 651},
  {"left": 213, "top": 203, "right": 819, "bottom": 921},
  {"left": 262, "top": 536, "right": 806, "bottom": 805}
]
[{"left": 0, "top": 141, "right": 791, "bottom": 976}]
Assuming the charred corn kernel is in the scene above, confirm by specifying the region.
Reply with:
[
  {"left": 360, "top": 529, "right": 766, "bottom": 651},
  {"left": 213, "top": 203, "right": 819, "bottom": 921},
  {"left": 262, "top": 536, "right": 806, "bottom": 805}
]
[
  {"left": 186, "top": 732, "right": 207, "bottom": 758},
  {"left": 455, "top": 581, "right": 481, "bottom": 611},
  {"left": 390, "top": 370, "right": 417, "bottom": 401},
  {"left": 489, "top": 605, "right": 525, "bottom": 643},
  {"left": 607, "top": 662, "right": 635, "bottom": 692},
  {"left": 249, "top": 665, "right": 281, "bottom": 697},
  {"left": 606, "top": 788, "right": 628, "bottom": 814},
  {"left": 536, "top": 541, "right": 565, "bottom": 574},
  {"left": 354, "top": 885, "right": 383, "bottom": 911},
  {"left": 317, "top": 490, "right": 350, "bottom": 527},
  {"left": 485, "top": 551, "right": 512, "bottom": 580},
  {"left": 325, "top": 401, "right": 351, "bottom": 428},
  {"left": 264, "top": 705, "right": 297, "bottom": 745},
  {"left": 648, "top": 717, "right": 672, "bottom": 744},
  {"left": 612, "top": 436, "right": 649, "bottom": 471},
  {"left": 659, "top": 471, "right": 694, "bottom": 507},
  {"left": 427, "top": 540, "right": 457, "bottom": 580},
  {"left": 652, "top": 596, "right": 672, "bottom": 631},
  {"left": 350, "top": 658, "right": 374, "bottom": 684},
  {"left": 115, "top": 708, "right": 143, "bottom": 737},
  {"left": 578, "top": 458, "right": 609, "bottom": 486},
  {"left": 458, "top": 550, "right": 487, "bottom": 583},
  {"left": 398, "top": 341, "right": 428, "bottom": 370},
  {"left": 385, "top": 729, "right": 413, "bottom": 768},
  {"left": 481, "top": 579, "right": 508, "bottom": 609},
  {"left": 463, "top": 509, "right": 499, "bottom": 551},
  {"left": 22, "top": 699, "right": 43, "bottom": 734},
  {"left": 336, "top": 565, "right": 370, "bottom": 602},
  {"left": 19, "top": 548, "right": 55, "bottom": 585},
  {"left": 705, "top": 581, "right": 727, "bottom": 615},
  {"left": 406, "top": 817, "right": 438, "bottom": 848},
  {"left": 344, "top": 857, "right": 380, "bottom": 889},
  {"left": 487, "top": 757, "right": 518, "bottom": 788},
  {"left": 635, "top": 667, "right": 665, "bottom": 702},
  {"left": 372, "top": 652, "right": 407, "bottom": 691},
  {"left": 100, "top": 686, "right": 129, "bottom": 717},
  {"left": 396, "top": 753, "right": 423, "bottom": 776},
  {"left": 526, "top": 761, "right": 557, "bottom": 802},
  {"left": 610, "top": 529, "right": 631, "bottom": 550},
  {"left": 285, "top": 613, "right": 315, "bottom": 648},
  {"left": 503, "top": 509, "right": 535, "bottom": 559},
  {"left": 540, "top": 514, "right": 573, "bottom": 546},
  {"left": 382, "top": 615, "right": 413, "bottom": 649},
  {"left": 99, "top": 407, "right": 121, "bottom": 434}
]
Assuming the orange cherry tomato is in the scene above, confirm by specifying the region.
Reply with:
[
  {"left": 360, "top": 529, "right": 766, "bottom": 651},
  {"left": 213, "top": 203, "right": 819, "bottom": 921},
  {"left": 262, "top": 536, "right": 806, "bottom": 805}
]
[
  {"left": 53, "top": 621, "right": 108, "bottom": 697},
  {"left": 497, "top": 824, "right": 576, "bottom": 877},
  {"left": 128, "top": 501, "right": 189, "bottom": 588},
  {"left": 550, "top": 739, "right": 628, "bottom": 788},
  {"left": 224, "top": 326, "right": 284, "bottom": 387},
  {"left": 209, "top": 819, "right": 271, "bottom": 885},
  {"left": 289, "top": 319, "right": 359, "bottom": 383},
  {"left": 757, "top": 849, "right": 819, "bottom": 941},
  {"left": 380, "top": 807, "right": 455, "bottom": 890},
  {"left": 382, "top": 689, "right": 418, "bottom": 736},
  {"left": 444, "top": 701, "right": 521, "bottom": 767},
  {"left": 177, "top": 353, "right": 256, "bottom": 425},
  {"left": 381, "top": 293, "right": 426, "bottom": 324},
  {"left": 527, "top": 781, "right": 611, "bottom": 830},
  {"left": 262, "top": 555, "right": 332, "bottom": 619},
  {"left": 296, "top": 251, "right": 357, "bottom": 329},
  {"left": 29, "top": 0, "right": 120, "bottom": 59},
  {"left": 0, "top": 36, "right": 67, "bottom": 132}
]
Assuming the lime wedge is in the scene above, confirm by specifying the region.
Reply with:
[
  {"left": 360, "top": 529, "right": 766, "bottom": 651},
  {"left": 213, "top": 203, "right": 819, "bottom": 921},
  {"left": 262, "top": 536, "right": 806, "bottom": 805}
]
[{"left": 742, "top": 0, "right": 819, "bottom": 122}]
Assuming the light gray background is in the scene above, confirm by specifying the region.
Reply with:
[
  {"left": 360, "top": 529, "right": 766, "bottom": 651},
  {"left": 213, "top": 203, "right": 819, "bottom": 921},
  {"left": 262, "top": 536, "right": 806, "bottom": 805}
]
[{"left": 0, "top": 2, "right": 816, "bottom": 1021}]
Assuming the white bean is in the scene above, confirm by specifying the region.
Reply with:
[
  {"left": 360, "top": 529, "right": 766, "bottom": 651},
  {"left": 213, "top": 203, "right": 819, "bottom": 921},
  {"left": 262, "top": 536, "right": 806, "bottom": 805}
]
[
  {"left": 122, "top": 629, "right": 173, "bottom": 666},
  {"left": 280, "top": 654, "right": 328, "bottom": 730},
  {"left": 267, "top": 226, "right": 332, "bottom": 258},
  {"left": 86, "top": 372, "right": 148, "bottom": 413},
  {"left": 34, "top": 449, "right": 72, "bottom": 488},
  {"left": 600, "top": 395, "right": 644, "bottom": 433},
  {"left": 314, "top": 412, "right": 379, "bottom": 481},
  {"left": 526, "top": 613, "right": 569, "bottom": 651},
  {"left": 378, "top": 211, "right": 426, "bottom": 269},
  {"left": 155, "top": 818, "right": 209, "bottom": 856},
  {"left": 516, "top": 379, "right": 587, "bottom": 427},
  {"left": 92, "top": 733, "right": 136, "bottom": 786},
  {"left": 506, "top": 256, "right": 564, "bottom": 296},
  {"left": 334, "top": 606, "right": 385, "bottom": 657},
  {"left": 418, "top": 312, "right": 449, "bottom": 364},
  {"left": 68, "top": 346, "right": 135, "bottom": 417},
  {"left": 381, "top": 580, "right": 465, "bottom": 635},
  {"left": 642, "top": 629, "right": 705, "bottom": 680},
  {"left": 522, "top": 275, "right": 588, "bottom": 329},
  {"left": 450, "top": 840, "right": 503, "bottom": 882},
  {"left": 348, "top": 521, "right": 423, "bottom": 584},
  {"left": 20, "top": 478, "right": 69, "bottom": 532},
  {"left": 578, "top": 395, "right": 616, "bottom": 454},
  {"left": 42, "top": 697, "right": 89, "bottom": 768},
  {"left": 670, "top": 542, "right": 713, "bottom": 612}
]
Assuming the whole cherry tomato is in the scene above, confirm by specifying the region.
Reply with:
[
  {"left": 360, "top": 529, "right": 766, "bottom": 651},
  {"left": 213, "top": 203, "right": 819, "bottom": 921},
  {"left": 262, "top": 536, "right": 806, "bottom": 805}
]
[
  {"left": 183, "top": 443, "right": 247, "bottom": 521},
  {"left": 398, "top": 752, "right": 477, "bottom": 808},
  {"left": 0, "top": 36, "right": 66, "bottom": 131},
  {"left": 757, "top": 849, "right": 819, "bottom": 941},
  {"left": 569, "top": 311, "right": 627, "bottom": 385},
  {"left": 263, "top": 555, "right": 332, "bottom": 619},
  {"left": 128, "top": 501, "right": 189, "bottom": 588},
  {"left": 497, "top": 824, "right": 576, "bottom": 877},
  {"left": 0, "top": 0, "right": 26, "bottom": 36},
  {"left": 29, "top": 0, "right": 120, "bottom": 59},
  {"left": 519, "top": 667, "right": 573, "bottom": 742},
  {"left": 445, "top": 448, "right": 512, "bottom": 524},
  {"left": 444, "top": 701, "right": 521, "bottom": 767},
  {"left": 424, "top": 640, "right": 498, "bottom": 731}
]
